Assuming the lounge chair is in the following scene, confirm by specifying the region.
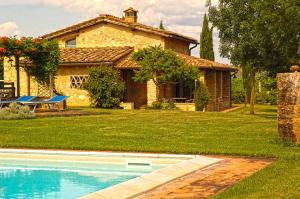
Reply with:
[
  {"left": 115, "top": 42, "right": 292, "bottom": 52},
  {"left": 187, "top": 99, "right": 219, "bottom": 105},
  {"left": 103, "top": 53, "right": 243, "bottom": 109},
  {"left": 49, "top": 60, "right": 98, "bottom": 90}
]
[
  {"left": 22, "top": 95, "right": 68, "bottom": 112},
  {"left": 0, "top": 96, "right": 36, "bottom": 108}
]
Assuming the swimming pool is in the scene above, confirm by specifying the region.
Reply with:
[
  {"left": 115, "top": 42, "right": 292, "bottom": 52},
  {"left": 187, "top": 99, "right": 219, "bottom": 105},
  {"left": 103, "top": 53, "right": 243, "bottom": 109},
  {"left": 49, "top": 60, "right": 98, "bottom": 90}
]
[{"left": 0, "top": 150, "right": 222, "bottom": 199}]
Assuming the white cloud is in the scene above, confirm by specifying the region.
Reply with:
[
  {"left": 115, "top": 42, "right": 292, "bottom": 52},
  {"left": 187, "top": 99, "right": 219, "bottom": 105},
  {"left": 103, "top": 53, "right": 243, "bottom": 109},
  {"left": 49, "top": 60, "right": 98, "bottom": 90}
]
[{"left": 0, "top": 21, "right": 21, "bottom": 37}]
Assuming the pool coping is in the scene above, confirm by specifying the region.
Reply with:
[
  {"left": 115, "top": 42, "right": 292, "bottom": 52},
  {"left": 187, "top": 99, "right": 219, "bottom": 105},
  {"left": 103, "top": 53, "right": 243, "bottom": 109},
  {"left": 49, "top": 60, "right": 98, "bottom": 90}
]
[{"left": 0, "top": 149, "right": 223, "bottom": 199}]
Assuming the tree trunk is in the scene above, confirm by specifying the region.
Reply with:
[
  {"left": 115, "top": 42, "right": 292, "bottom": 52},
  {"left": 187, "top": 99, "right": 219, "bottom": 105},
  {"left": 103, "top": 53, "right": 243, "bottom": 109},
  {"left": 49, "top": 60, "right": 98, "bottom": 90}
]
[
  {"left": 250, "top": 70, "right": 256, "bottom": 114},
  {"left": 244, "top": 91, "right": 248, "bottom": 108},
  {"left": 15, "top": 57, "right": 20, "bottom": 97},
  {"left": 155, "top": 84, "right": 160, "bottom": 102}
]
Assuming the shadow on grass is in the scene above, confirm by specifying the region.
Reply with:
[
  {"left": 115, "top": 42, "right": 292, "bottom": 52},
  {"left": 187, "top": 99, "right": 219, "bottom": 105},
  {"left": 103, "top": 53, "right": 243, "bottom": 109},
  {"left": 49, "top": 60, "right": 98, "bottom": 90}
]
[
  {"left": 255, "top": 113, "right": 277, "bottom": 120},
  {"left": 259, "top": 108, "right": 277, "bottom": 113},
  {"left": 37, "top": 111, "right": 111, "bottom": 118}
]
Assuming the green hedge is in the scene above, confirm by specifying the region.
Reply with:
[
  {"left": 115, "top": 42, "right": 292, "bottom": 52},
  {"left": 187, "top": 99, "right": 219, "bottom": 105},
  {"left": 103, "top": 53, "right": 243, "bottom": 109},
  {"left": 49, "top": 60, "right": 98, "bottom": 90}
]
[{"left": 194, "top": 80, "right": 209, "bottom": 111}]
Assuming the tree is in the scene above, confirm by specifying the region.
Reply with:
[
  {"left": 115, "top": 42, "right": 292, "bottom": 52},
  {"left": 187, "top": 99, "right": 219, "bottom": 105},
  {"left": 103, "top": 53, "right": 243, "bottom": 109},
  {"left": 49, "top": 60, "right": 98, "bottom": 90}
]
[
  {"left": 132, "top": 46, "right": 199, "bottom": 101},
  {"left": 85, "top": 66, "right": 125, "bottom": 108},
  {"left": 200, "top": 13, "right": 215, "bottom": 61},
  {"left": 159, "top": 20, "right": 165, "bottom": 30},
  {"left": 0, "top": 36, "right": 60, "bottom": 97},
  {"left": 208, "top": 0, "right": 300, "bottom": 114}
]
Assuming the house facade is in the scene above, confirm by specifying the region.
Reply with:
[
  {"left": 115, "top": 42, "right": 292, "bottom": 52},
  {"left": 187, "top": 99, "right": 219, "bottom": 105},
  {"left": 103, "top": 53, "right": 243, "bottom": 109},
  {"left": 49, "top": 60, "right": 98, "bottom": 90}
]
[{"left": 3, "top": 8, "right": 237, "bottom": 111}]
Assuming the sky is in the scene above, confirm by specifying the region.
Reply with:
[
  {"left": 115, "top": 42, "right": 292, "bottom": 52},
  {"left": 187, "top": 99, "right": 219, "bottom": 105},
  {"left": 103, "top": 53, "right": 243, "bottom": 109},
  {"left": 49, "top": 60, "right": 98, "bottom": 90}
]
[{"left": 0, "top": 0, "right": 230, "bottom": 63}]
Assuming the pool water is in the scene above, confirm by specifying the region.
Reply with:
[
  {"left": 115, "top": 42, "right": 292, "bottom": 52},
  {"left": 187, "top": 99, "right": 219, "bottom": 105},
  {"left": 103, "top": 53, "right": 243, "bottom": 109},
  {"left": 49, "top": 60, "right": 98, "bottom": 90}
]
[{"left": 0, "top": 158, "right": 164, "bottom": 199}]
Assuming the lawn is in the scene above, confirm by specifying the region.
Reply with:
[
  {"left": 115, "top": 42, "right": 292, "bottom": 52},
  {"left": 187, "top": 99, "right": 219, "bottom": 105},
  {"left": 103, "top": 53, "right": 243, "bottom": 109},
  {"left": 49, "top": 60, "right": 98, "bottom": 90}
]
[{"left": 0, "top": 105, "right": 299, "bottom": 198}]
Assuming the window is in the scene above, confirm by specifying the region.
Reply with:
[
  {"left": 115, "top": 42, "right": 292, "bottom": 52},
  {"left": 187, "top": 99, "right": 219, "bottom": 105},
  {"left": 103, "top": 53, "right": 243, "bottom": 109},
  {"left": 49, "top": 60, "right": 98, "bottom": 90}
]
[
  {"left": 65, "top": 38, "right": 76, "bottom": 48},
  {"left": 70, "top": 76, "right": 88, "bottom": 89}
]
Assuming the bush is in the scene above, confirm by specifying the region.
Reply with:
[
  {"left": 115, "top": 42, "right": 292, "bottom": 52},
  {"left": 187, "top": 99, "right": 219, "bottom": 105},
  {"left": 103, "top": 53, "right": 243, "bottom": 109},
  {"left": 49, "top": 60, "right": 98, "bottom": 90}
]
[
  {"left": 232, "top": 77, "right": 246, "bottom": 104},
  {"left": 194, "top": 80, "right": 209, "bottom": 111},
  {"left": 151, "top": 99, "right": 176, "bottom": 110},
  {"left": 85, "top": 66, "right": 125, "bottom": 108},
  {"left": 256, "top": 90, "right": 277, "bottom": 105},
  {"left": 152, "top": 101, "right": 162, "bottom": 109},
  {"left": 232, "top": 74, "right": 278, "bottom": 105},
  {"left": 0, "top": 102, "right": 35, "bottom": 120}
]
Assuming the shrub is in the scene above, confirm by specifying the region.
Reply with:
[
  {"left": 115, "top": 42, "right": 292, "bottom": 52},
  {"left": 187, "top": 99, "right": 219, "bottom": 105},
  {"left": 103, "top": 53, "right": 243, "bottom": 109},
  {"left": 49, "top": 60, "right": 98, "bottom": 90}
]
[
  {"left": 85, "top": 66, "right": 125, "bottom": 108},
  {"left": 256, "top": 90, "right": 278, "bottom": 105},
  {"left": 151, "top": 99, "right": 176, "bottom": 110},
  {"left": 0, "top": 102, "right": 35, "bottom": 120},
  {"left": 194, "top": 80, "right": 209, "bottom": 111},
  {"left": 232, "top": 77, "right": 246, "bottom": 104},
  {"left": 151, "top": 101, "right": 162, "bottom": 109}
]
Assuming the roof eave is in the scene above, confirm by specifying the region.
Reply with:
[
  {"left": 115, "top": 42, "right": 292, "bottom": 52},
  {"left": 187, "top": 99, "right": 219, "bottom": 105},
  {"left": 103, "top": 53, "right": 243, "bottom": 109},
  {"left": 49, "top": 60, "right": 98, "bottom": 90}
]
[
  {"left": 60, "top": 61, "right": 114, "bottom": 66},
  {"left": 197, "top": 66, "right": 238, "bottom": 72}
]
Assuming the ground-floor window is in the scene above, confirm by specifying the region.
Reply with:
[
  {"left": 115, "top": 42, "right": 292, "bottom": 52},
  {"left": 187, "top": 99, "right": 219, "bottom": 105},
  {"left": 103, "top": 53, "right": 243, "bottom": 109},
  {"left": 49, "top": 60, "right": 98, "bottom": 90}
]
[{"left": 70, "top": 76, "right": 88, "bottom": 89}]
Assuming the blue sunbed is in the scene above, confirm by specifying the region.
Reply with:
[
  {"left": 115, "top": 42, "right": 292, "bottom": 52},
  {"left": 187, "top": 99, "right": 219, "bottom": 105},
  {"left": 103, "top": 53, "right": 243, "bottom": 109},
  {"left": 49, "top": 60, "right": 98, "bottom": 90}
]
[
  {"left": 0, "top": 96, "right": 36, "bottom": 108},
  {"left": 22, "top": 95, "right": 68, "bottom": 112}
]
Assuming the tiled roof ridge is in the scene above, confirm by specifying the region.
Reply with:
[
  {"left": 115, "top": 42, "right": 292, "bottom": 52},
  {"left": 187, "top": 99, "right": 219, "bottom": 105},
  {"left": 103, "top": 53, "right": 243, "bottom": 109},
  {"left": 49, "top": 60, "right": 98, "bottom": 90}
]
[
  {"left": 177, "top": 53, "right": 234, "bottom": 68},
  {"left": 60, "top": 46, "right": 133, "bottom": 51},
  {"left": 41, "top": 14, "right": 197, "bottom": 43}
]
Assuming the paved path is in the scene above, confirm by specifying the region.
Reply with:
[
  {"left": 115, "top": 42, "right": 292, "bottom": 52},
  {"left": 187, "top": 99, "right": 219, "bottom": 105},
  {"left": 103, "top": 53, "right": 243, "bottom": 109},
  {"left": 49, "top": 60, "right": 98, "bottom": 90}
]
[{"left": 135, "top": 156, "right": 273, "bottom": 199}]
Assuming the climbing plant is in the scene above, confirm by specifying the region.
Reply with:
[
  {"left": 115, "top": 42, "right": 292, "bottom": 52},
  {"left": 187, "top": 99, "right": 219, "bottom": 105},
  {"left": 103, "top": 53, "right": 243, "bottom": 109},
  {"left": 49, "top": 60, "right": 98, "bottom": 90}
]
[
  {"left": 0, "top": 36, "right": 60, "bottom": 95},
  {"left": 132, "top": 46, "right": 199, "bottom": 102}
]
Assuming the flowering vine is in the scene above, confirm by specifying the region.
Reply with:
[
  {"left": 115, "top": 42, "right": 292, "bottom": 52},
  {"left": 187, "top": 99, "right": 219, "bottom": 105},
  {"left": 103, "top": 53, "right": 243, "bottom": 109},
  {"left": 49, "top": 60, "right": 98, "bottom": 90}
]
[{"left": 0, "top": 36, "right": 60, "bottom": 85}]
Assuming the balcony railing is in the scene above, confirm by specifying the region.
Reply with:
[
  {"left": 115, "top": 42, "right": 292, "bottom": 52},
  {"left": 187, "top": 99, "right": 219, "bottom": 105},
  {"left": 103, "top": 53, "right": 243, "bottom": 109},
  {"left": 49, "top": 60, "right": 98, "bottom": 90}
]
[{"left": 0, "top": 80, "right": 15, "bottom": 99}]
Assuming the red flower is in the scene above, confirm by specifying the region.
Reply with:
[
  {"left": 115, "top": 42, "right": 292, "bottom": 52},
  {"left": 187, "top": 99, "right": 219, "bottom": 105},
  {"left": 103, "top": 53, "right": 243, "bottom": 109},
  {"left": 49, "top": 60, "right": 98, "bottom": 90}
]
[
  {"left": 34, "top": 38, "right": 41, "bottom": 44},
  {"left": 21, "top": 36, "right": 27, "bottom": 41},
  {"left": 15, "top": 40, "right": 22, "bottom": 45},
  {"left": 1, "top": 36, "right": 9, "bottom": 45},
  {"left": 15, "top": 50, "right": 22, "bottom": 56},
  {"left": 0, "top": 47, "right": 6, "bottom": 54}
]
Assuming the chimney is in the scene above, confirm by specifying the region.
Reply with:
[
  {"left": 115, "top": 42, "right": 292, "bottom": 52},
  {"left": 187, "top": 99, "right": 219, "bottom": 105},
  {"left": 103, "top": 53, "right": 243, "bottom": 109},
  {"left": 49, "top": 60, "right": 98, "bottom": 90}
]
[{"left": 123, "top": 7, "right": 138, "bottom": 23}]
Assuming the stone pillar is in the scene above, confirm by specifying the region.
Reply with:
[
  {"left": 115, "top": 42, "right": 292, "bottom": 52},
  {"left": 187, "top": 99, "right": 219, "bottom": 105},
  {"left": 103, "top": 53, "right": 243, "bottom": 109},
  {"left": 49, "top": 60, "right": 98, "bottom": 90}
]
[
  {"left": 277, "top": 72, "right": 300, "bottom": 144},
  {"left": 147, "top": 80, "right": 157, "bottom": 106}
]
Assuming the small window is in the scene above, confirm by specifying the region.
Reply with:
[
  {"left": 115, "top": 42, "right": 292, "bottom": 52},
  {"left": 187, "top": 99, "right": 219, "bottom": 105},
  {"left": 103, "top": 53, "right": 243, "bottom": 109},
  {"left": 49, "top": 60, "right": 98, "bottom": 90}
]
[
  {"left": 70, "top": 76, "right": 88, "bottom": 89},
  {"left": 65, "top": 38, "right": 76, "bottom": 48}
]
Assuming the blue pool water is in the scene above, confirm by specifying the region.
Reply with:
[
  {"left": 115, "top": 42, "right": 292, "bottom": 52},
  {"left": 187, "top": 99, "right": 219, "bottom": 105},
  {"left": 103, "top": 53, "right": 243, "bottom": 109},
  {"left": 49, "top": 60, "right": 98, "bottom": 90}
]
[{"left": 0, "top": 158, "right": 164, "bottom": 199}]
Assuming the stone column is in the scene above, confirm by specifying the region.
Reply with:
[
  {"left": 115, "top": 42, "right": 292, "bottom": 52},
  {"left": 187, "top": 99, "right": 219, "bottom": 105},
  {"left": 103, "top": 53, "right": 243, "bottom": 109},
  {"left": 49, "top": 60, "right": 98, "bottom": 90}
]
[
  {"left": 277, "top": 71, "right": 300, "bottom": 144},
  {"left": 147, "top": 80, "right": 157, "bottom": 106}
]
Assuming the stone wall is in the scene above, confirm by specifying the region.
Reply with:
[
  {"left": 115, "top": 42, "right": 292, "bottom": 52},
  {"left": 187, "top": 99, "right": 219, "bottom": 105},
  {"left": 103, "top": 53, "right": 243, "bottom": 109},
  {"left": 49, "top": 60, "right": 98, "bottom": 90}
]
[
  {"left": 3, "top": 58, "right": 40, "bottom": 97},
  {"left": 57, "top": 23, "right": 165, "bottom": 51},
  {"left": 175, "top": 103, "right": 196, "bottom": 111},
  {"left": 277, "top": 73, "right": 300, "bottom": 144},
  {"left": 147, "top": 80, "right": 157, "bottom": 106},
  {"left": 55, "top": 65, "right": 91, "bottom": 106},
  {"left": 57, "top": 23, "right": 190, "bottom": 54}
]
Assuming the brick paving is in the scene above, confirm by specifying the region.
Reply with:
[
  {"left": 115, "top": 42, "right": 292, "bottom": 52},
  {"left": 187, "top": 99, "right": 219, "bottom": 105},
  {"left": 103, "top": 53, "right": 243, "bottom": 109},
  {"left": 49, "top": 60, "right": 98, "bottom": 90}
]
[{"left": 135, "top": 156, "right": 273, "bottom": 199}]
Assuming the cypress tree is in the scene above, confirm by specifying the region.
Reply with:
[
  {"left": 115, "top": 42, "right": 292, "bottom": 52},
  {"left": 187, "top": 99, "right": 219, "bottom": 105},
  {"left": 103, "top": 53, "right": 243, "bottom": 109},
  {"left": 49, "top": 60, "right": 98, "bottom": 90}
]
[
  {"left": 208, "top": 27, "right": 215, "bottom": 61},
  {"left": 159, "top": 20, "right": 165, "bottom": 30},
  {"left": 200, "top": 14, "right": 215, "bottom": 61}
]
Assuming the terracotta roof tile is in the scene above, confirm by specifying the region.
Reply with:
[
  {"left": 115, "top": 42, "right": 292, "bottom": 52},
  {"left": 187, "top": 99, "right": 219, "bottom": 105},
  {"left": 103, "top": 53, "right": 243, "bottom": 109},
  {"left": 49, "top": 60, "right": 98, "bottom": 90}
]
[
  {"left": 178, "top": 53, "right": 237, "bottom": 71},
  {"left": 42, "top": 15, "right": 197, "bottom": 44},
  {"left": 116, "top": 53, "right": 237, "bottom": 71},
  {"left": 60, "top": 47, "right": 133, "bottom": 64},
  {"left": 22, "top": 47, "right": 236, "bottom": 71}
]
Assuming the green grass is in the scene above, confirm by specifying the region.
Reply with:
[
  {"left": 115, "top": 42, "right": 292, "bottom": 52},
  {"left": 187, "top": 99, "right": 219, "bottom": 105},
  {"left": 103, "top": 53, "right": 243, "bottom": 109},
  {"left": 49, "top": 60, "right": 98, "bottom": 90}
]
[{"left": 0, "top": 105, "right": 299, "bottom": 198}]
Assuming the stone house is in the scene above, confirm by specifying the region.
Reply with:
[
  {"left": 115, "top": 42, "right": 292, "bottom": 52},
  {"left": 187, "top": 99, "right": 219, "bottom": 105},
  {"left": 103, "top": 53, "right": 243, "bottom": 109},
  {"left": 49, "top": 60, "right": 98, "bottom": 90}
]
[{"left": 3, "top": 8, "right": 237, "bottom": 111}]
